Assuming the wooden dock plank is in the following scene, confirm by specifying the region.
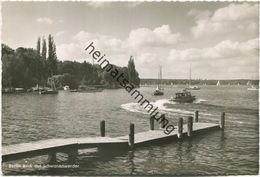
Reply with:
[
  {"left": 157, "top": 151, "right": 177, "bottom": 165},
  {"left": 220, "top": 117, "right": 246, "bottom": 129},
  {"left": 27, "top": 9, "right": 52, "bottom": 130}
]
[
  {"left": 117, "top": 123, "right": 220, "bottom": 145},
  {"left": 2, "top": 122, "right": 220, "bottom": 162},
  {"left": 2, "top": 137, "right": 128, "bottom": 162}
]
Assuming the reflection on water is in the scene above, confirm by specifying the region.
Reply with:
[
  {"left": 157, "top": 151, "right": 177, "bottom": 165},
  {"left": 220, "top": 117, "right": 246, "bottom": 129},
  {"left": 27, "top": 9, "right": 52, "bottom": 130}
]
[{"left": 2, "top": 86, "right": 259, "bottom": 175}]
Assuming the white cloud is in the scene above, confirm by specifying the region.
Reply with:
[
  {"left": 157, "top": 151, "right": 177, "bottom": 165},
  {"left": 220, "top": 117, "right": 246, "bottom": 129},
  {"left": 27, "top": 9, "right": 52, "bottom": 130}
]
[
  {"left": 128, "top": 25, "right": 181, "bottom": 48},
  {"left": 167, "top": 38, "right": 258, "bottom": 79},
  {"left": 169, "top": 38, "right": 258, "bottom": 61},
  {"left": 55, "top": 31, "right": 66, "bottom": 37},
  {"left": 57, "top": 24, "right": 180, "bottom": 61},
  {"left": 73, "top": 31, "right": 126, "bottom": 55},
  {"left": 87, "top": 2, "right": 111, "bottom": 8},
  {"left": 57, "top": 43, "right": 84, "bottom": 61},
  {"left": 189, "top": 3, "right": 258, "bottom": 38},
  {"left": 36, "top": 17, "right": 53, "bottom": 24},
  {"left": 126, "top": 2, "right": 143, "bottom": 8},
  {"left": 56, "top": 23, "right": 258, "bottom": 79}
]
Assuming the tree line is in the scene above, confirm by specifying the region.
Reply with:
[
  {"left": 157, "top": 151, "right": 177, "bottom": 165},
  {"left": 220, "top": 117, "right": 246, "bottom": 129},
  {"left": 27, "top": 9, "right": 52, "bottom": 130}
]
[{"left": 2, "top": 35, "right": 140, "bottom": 89}]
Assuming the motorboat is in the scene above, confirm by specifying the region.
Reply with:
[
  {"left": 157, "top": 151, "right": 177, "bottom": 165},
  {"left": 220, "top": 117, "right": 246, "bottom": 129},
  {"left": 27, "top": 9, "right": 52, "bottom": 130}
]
[{"left": 170, "top": 89, "right": 196, "bottom": 103}]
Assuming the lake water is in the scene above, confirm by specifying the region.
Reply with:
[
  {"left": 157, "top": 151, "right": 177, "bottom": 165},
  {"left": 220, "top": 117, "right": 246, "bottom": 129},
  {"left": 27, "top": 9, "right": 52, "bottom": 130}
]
[{"left": 2, "top": 85, "right": 259, "bottom": 175}]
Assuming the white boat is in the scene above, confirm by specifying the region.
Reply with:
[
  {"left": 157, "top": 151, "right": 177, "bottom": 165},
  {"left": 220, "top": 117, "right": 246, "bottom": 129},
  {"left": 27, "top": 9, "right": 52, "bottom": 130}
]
[
  {"left": 63, "top": 85, "right": 70, "bottom": 91},
  {"left": 186, "top": 64, "right": 200, "bottom": 90},
  {"left": 39, "top": 77, "right": 58, "bottom": 94},
  {"left": 247, "top": 85, "right": 259, "bottom": 91},
  {"left": 153, "top": 65, "right": 164, "bottom": 96},
  {"left": 216, "top": 80, "right": 220, "bottom": 86}
]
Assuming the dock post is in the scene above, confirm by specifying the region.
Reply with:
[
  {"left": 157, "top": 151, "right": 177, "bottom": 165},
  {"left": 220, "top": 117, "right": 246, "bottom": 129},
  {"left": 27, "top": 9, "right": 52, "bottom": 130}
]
[
  {"left": 187, "top": 116, "right": 193, "bottom": 137},
  {"left": 47, "top": 152, "right": 57, "bottom": 164},
  {"left": 195, "top": 110, "right": 199, "bottom": 123},
  {"left": 129, "top": 123, "right": 135, "bottom": 149},
  {"left": 150, "top": 116, "right": 155, "bottom": 130},
  {"left": 100, "top": 120, "right": 105, "bottom": 137},
  {"left": 220, "top": 112, "right": 225, "bottom": 129},
  {"left": 177, "top": 117, "right": 183, "bottom": 138}
]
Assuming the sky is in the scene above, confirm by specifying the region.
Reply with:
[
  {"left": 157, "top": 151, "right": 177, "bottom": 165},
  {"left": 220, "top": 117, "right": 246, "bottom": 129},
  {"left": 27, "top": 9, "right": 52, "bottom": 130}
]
[{"left": 2, "top": 2, "right": 259, "bottom": 79}]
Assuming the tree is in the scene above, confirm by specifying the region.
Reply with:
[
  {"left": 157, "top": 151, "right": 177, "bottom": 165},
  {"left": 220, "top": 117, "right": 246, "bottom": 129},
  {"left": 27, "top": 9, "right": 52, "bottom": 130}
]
[
  {"left": 41, "top": 37, "right": 47, "bottom": 84},
  {"left": 36, "top": 37, "right": 41, "bottom": 55},
  {"left": 42, "top": 37, "right": 47, "bottom": 60},
  {"left": 127, "top": 56, "right": 140, "bottom": 86},
  {"left": 2, "top": 44, "right": 15, "bottom": 87},
  {"left": 47, "top": 34, "right": 58, "bottom": 76}
]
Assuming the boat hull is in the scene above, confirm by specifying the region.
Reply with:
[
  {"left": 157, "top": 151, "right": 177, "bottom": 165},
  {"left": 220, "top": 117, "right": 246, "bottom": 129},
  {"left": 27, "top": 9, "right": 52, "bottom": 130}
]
[
  {"left": 171, "top": 96, "right": 196, "bottom": 103},
  {"left": 154, "top": 90, "right": 164, "bottom": 96},
  {"left": 39, "top": 90, "right": 58, "bottom": 94}
]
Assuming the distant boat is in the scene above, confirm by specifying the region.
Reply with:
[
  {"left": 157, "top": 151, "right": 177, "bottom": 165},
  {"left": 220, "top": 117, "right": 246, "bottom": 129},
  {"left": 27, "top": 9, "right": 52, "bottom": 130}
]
[
  {"left": 171, "top": 82, "right": 177, "bottom": 88},
  {"left": 154, "top": 65, "right": 164, "bottom": 96},
  {"left": 170, "top": 89, "right": 196, "bottom": 103},
  {"left": 247, "top": 85, "right": 259, "bottom": 91},
  {"left": 216, "top": 80, "right": 220, "bottom": 86},
  {"left": 188, "top": 85, "right": 200, "bottom": 90},
  {"left": 39, "top": 77, "right": 58, "bottom": 94},
  {"left": 247, "top": 81, "right": 250, "bottom": 86},
  {"left": 15, "top": 88, "right": 25, "bottom": 93},
  {"left": 2, "top": 88, "right": 15, "bottom": 94},
  {"left": 247, "top": 79, "right": 259, "bottom": 91},
  {"left": 63, "top": 85, "right": 70, "bottom": 91},
  {"left": 32, "top": 84, "right": 39, "bottom": 91},
  {"left": 186, "top": 64, "right": 200, "bottom": 90},
  {"left": 39, "top": 89, "right": 58, "bottom": 94}
]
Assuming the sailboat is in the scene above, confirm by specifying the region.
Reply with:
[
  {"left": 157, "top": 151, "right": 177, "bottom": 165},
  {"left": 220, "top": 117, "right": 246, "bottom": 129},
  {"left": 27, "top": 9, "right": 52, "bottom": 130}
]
[
  {"left": 247, "top": 79, "right": 259, "bottom": 91},
  {"left": 186, "top": 64, "right": 200, "bottom": 90},
  {"left": 216, "top": 80, "right": 220, "bottom": 86},
  {"left": 39, "top": 77, "right": 58, "bottom": 94},
  {"left": 154, "top": 65, "right": 164, "bottom": 96}
]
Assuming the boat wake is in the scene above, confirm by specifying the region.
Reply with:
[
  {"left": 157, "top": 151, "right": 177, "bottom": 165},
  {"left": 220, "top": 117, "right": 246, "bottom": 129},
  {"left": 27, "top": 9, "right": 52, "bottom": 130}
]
[
  {"left": 121, "top": 99, "right": 194, "bottom": 116},
  {"left": 194, "top": 98, "right": 207, "bottom": 103}
]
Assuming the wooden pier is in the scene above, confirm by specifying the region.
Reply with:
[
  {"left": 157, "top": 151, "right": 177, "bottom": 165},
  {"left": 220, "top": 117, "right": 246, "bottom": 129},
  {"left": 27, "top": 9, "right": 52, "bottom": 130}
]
[{"left": 2, "top": 111, "right": 225, "bottom": 163}]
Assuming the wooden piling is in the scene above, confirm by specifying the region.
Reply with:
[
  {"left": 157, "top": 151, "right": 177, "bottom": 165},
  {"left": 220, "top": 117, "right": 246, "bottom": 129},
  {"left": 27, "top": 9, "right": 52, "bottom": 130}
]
[
  {"left": 177, "top": 117, "right": 183, "bottom": 138},
  {"left": 47, "top": 152, "right": 57, "bottom": 164},
  {"left": 150, "top": 116, "right": 155, "bottom": 130},
  {"left": 129, "top": 123, "right": 135, "bottom": 149},
  {"left": 187, "top": 116, "right": 193, "bottom": 137},
  {"left": 220, "top": 112, "right": 225, "bottom": 129},
  {"left": 195, "top": 110, "right": 199, "bottom": 123},
  {"left": 100, "top": 120, "right": 105, "bottom": 137}
]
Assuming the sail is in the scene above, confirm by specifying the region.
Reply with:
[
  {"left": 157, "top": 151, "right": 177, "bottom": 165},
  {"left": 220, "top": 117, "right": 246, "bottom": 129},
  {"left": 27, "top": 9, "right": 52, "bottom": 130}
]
[{"left": 157, "top": 65, "right": 163, "bottom": 89}]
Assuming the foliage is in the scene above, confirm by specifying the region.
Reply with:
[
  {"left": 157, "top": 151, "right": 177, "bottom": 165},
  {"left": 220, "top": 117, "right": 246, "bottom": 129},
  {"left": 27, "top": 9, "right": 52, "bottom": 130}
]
[
  {"left": 2, "top": 36, "right": 141, "bottom": 89},
  {"left": 128, "top": 56, "right": 140, "bottom": 86}
]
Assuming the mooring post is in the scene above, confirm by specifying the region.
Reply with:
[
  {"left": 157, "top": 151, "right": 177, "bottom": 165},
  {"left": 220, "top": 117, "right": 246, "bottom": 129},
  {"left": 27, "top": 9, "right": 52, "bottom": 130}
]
[
  {"left": 160, "top": 114, "right": 166, "bottom": 129},
  {"left": 220, "top": 112, "right": 225, "bottom": 129},
  {"left": 129, "top": 123, "right": 135, "bottom": 149},
  {"left": 47, "top": 152, "right": 57, "bottom": 164},
  {"left": 177, "top": 117, "right": 183, "bottom": 138},
  {"left": 195, "top": 110, "right": 199, "bottom": 123},
  {"left": 187, "top": 116, "right": 193, "bottom": 137},
  {"left": 150, "top": 116, "right": 155, "bottom": 130},
  {"left": 100, "top": 120, "right": 105, "bottom": 137}
]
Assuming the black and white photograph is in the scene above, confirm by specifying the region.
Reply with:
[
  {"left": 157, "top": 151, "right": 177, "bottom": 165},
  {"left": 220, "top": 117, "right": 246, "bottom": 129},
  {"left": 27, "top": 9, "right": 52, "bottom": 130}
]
[{"left": 1, "top": 1, "right": 259, "bottom": 176}]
